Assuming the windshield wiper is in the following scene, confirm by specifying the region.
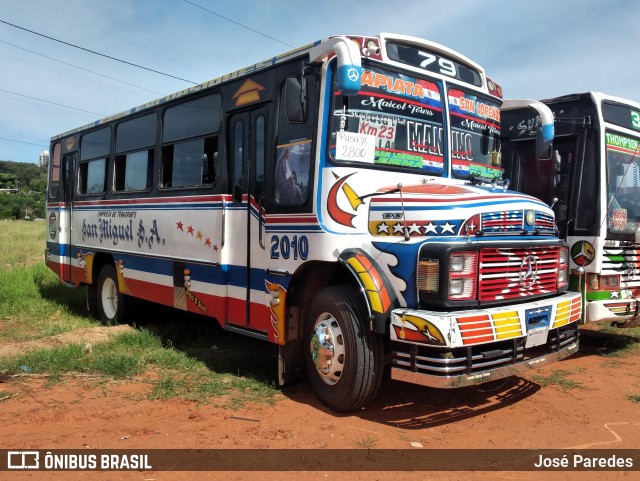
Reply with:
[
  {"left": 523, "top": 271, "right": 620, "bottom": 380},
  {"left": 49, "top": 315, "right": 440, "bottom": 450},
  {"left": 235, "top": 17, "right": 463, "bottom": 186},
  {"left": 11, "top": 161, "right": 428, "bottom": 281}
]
[{"left": 357, "top": 186, "right": 401, "bottom": 201}]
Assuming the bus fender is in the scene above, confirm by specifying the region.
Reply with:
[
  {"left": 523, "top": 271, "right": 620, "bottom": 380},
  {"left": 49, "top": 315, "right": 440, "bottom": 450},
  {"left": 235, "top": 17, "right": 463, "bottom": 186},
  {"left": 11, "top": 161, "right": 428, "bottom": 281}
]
[{"left": 338, "top": 248, "right": 397, "bottom": 333}]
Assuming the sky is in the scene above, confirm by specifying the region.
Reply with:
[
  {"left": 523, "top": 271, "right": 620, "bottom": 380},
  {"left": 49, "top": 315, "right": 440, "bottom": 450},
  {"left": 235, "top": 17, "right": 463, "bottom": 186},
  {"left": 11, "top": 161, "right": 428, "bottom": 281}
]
[{"left": 1, "top": 0, "right": 639, "bottom": 164}]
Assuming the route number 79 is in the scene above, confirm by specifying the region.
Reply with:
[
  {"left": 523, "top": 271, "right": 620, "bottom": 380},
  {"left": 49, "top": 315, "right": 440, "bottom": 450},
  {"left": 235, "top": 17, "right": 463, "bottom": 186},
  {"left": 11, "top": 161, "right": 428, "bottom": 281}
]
[{"left": 418, "top": 51, "right": 457, "bottom": 77}]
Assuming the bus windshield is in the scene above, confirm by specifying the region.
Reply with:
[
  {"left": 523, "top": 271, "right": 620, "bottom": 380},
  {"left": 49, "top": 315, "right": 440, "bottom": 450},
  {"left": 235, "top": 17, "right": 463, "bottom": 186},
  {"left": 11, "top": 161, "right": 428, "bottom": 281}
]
[
  {"left": 605, "top": 131, "right": 640, "bottom": 235},
  {"left": 448, "top": 88, "right": 502, "bottom": 181},
  {"left": 329, "top": 64, "right": 445, "bottom": 175},
  {"left": 329, "top": 64, "right": 502, "bottom": 180}
]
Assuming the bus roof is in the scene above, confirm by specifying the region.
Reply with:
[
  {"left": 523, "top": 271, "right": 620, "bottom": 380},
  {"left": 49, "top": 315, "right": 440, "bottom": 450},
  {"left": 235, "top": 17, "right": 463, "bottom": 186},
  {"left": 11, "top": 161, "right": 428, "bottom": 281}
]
[{"left": 50, "top": 40, "right": 320, "bottom": 142}]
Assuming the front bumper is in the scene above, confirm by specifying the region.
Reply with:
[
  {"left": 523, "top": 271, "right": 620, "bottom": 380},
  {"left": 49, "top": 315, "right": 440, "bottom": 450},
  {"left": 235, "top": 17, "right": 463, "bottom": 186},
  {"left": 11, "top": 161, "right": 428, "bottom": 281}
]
[
  {"left": 391, "top": 327, "right": 579, "bottom": 388},
  {"left": 586, "top": 297, "right": 640, "bottom": 327},
  {"left": 389, "top": 291, "right": 582, "bottom": 388}
]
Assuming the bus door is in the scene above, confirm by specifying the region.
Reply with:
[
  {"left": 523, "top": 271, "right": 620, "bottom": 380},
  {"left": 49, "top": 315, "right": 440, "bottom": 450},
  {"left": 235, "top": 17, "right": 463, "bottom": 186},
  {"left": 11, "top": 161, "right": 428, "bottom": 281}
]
[
  {"left": 59, "top": 151, "right": 76, "bottom": 283},
  {"left": 227, "top": 107, "right": 268, "bottom": 332}
]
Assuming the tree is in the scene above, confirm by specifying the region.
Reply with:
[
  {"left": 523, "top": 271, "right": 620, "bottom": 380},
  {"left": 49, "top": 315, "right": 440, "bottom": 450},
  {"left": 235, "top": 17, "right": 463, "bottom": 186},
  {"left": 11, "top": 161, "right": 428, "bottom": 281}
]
[{"left": 0, "top": 160, "right": 47, "bottom": 219}]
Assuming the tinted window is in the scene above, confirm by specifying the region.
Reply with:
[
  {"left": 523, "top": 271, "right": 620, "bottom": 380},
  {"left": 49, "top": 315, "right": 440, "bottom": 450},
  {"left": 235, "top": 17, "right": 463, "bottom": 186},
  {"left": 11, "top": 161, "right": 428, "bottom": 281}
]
[
  {"left": 79, "top": 158, "right": 107, "bottom": 194},
  {"left": 116, "top": 114, "right": 156, "bottom": 153},
  {"left": 163, "top": 94, "right": 222, "bottom": 142},
  {"left": 49, "top": 143, "right": 61, "bottom": 199},
  {"left": 253, "top": 116, "right": 265, "bottom": 197},
  {"left": 161, "top": 137, "right": 218, "bottom": 188},
  {"left": 81, "top": 127, "right": 111, "bottom": 160},
  {"left": 232, "top": 120, "right": 244, "bottom": 203},
  {"left": 114, "top": 150, "right": 153, "bottom": 192}
]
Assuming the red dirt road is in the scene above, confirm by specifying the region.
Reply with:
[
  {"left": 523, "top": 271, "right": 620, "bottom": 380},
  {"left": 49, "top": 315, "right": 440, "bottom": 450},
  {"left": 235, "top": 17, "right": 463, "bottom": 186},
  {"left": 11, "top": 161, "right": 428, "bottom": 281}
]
[{"left": 0, "top": 327, "right": 638, "bottom": 481}]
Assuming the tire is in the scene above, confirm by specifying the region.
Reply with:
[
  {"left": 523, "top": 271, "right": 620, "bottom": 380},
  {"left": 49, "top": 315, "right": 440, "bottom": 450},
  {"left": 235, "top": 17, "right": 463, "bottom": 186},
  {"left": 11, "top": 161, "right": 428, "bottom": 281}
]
[
  {"left": 304, "top": 285, "right": 384, "bottom": 412},
  {"left": 96, "top": 264, "right": 125, "bottom": 324}
]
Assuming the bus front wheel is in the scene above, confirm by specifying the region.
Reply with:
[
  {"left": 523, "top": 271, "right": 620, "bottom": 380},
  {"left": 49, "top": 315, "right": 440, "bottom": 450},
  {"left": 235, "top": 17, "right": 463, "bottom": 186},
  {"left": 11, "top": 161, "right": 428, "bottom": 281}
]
[
  {"left": 96, "top": 264, "right": 125, "bottom": 324},
  {"left": 304, "top": 286, "right": 384, "bottom": 412}
]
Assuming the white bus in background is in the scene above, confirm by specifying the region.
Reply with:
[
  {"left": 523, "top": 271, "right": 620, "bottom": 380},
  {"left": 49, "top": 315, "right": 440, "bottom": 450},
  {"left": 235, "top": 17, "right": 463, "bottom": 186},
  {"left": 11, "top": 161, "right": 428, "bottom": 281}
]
[{"left": 502, "top": 92, "right": 640, "bottom": 327}]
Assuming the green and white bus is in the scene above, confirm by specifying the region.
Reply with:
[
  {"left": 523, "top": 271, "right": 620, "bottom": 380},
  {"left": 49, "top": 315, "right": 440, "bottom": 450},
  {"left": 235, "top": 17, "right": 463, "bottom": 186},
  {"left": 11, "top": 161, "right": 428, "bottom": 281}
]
[{"left": 502, "top": 92, "right": 640, "bottom": 327}]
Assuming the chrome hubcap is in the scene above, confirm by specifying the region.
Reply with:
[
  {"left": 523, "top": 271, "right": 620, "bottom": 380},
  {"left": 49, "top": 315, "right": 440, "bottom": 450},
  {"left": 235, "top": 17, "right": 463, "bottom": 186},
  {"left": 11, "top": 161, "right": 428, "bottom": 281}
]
[{"left": 310, "top": 313, "right": 345, "bottom": 385}]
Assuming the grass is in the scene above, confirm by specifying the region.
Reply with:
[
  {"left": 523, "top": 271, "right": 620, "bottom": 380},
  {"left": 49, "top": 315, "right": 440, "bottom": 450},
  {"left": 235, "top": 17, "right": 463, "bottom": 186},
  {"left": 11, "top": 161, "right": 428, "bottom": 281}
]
[
  {"left": 354, "top": 436, "right": 379, "bottom": 449},
  {"left": 0, "top": 221, "right": 94, "bottom": 342},
  {"left": 530, "top": 369, "right": 587, "bottom": 392},
  {"left": 0, "top": 221, "right": 279, "bottom": 408},
  {"left": 579, "top": 324, "right": 640, "bottom": 359},
  {"left": 0, "top": 220, "right": 46, "bottom": 267},
  {"left": 628, "top": 394, "right": 640, "bottom": 403}
]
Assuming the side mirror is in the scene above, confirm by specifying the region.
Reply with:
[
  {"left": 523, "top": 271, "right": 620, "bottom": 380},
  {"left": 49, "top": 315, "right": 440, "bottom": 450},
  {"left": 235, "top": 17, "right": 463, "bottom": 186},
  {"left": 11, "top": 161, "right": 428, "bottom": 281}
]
[
  {"left": 536, "top": 124, "right": 553, "bottom": 160},
  {"left": 285, "top": 77, "right": 307, "bottom": 123}
]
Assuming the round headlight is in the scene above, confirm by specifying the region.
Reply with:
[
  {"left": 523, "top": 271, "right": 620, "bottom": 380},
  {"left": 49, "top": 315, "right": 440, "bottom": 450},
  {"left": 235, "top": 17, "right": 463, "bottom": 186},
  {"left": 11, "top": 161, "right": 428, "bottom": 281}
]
[{"left": 525, "top": 210, "right": 535, "bottom": 226}]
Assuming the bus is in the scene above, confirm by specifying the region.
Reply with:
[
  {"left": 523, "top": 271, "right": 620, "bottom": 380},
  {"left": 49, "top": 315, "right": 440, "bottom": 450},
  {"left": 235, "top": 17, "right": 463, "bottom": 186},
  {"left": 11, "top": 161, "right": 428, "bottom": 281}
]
[
  {"left": 46, "top": 33, "right": 581, "bottom": 411},
  {"left": 502, "top": 92, "right": 640, "bottom": 328}
]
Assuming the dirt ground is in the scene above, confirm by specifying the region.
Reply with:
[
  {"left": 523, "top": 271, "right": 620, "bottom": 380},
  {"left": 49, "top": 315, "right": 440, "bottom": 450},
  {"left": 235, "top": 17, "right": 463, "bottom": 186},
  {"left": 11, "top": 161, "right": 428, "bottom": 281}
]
[{"left": 0, "top": 325, "right": 639, "bottom": 481}]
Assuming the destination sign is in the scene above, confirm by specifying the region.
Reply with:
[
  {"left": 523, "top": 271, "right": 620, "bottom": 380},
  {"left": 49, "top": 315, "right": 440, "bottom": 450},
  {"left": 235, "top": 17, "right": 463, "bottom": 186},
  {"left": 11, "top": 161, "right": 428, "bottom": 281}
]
[
  {"left": 602, "top": 100, "right": 640, "bottom": 132},
  {"left": 386, "top": 42, "right": 482, "bottom": 87}
]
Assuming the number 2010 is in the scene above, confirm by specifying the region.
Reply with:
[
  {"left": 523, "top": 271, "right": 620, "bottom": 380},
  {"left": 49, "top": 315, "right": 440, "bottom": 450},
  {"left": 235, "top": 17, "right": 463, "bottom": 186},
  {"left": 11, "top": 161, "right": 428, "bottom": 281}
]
[{"left": 270, "top": 235, "right": 309, "bottom": 260}]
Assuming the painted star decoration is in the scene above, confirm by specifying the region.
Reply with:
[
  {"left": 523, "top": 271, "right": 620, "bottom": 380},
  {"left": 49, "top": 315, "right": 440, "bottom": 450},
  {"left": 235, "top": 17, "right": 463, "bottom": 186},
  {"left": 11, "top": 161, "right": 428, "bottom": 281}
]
[{"left": 176, "top": 220, "right": 218, "bottom": 252}]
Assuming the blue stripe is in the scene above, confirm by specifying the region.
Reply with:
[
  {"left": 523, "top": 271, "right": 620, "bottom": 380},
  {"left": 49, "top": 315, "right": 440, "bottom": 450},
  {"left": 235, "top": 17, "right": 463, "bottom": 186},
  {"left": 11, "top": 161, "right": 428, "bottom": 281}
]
[
  {"left": 61, "top": 249, "right": 268, "bottom": 292},
  {"left": 47, "top": 242, "right": 70, "bottom": 257}
]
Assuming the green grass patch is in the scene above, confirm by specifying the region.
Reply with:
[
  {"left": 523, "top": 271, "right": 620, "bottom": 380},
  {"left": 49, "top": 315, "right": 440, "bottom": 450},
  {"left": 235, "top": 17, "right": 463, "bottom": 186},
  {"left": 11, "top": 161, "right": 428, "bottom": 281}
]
[
  {"left": 0, "top": 221, "right": 278, "bottom": 408},
  {"left": 0, "top": 220, "right": 45, "bottom": 268},
  {"left": 0, "top": 329, "right": 277, "bottom": 407},
  {"left": 0, "top": 264, "right": 94, "bottom": 342},
  {"left": 628, "top": 394, "right": 640, "bottom": 403},
  {"left": 0, "top": 222, "right": 92, "bottom": 343},
  {"left": 579, "top": 327, "right": 640, "bottom": 358},
  {"left": 531, "top": 369, "right": 587, "bottom": 391}
]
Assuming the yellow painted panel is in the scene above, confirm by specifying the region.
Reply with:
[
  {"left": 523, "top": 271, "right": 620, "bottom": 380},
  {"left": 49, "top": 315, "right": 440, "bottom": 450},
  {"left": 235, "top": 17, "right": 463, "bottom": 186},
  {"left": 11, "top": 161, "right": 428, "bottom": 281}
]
[{"left": 492, "top": 311, "right": 523, "bottom": 339}]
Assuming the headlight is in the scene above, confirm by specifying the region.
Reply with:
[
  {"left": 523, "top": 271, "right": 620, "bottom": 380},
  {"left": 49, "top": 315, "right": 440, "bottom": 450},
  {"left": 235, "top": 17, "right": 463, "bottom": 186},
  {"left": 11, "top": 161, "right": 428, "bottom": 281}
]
[
  {"left": 448, "top": 251, "right": 478, "bottom": 300},
  {"left": 557, "top": 246, "right": 569, "bottom": 290}
]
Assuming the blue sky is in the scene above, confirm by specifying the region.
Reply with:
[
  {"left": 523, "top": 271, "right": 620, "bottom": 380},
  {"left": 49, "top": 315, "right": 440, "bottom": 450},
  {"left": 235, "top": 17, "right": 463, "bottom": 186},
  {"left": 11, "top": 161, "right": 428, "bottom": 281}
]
[{"left": 1, "top": 0, "right": 639, "bottom": 164}]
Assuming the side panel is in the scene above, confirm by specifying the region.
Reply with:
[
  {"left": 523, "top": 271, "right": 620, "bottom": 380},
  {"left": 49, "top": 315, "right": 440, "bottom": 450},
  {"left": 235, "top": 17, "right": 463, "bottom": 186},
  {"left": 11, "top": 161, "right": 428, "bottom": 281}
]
[{"left": 70, "top": 195, "right": 227, "bottom": 318}]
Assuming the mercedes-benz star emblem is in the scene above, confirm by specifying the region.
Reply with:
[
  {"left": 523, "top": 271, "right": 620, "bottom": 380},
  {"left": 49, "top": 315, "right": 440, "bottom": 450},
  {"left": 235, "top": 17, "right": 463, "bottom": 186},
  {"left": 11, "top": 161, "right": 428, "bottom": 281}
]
[
  {"left": 519, "top": 255, "right": 539, "bottom": 288},
  {"left": 628, "top": 264, "right": 638, "bottom": 281}
]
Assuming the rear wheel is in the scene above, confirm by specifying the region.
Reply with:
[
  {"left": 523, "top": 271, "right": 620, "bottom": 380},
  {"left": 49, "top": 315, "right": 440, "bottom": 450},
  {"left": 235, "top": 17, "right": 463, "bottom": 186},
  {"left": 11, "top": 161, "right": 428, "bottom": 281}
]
[
  {"left": 304, "top": 286, "right": 384, "bottom": 412},
  {"left": 96, "top": 264, "right": 125, "bottom": 324}
]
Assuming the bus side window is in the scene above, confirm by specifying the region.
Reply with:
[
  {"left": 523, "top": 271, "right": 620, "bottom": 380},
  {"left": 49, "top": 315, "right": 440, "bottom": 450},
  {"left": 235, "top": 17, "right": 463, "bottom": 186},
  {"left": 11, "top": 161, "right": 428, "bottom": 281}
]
[
  {"left": 274, "top": 76, "right": 316, "bottom": 208},
  {"left": 78, "top": 158, "right": 107, "bottom": 195},
  {"left": 160, "top": 136, "right": 218, "bottom": 188},
  {"left": 114, "top": 150, "right": 154, "bottom": 192},
  {"left": 49, "top": 143, "right": 61, "bottom": 199}
]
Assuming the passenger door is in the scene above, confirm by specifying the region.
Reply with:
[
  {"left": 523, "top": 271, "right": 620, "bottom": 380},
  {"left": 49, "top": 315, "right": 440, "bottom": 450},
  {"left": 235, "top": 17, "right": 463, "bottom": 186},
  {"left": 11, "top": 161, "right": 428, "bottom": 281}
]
[{"left": 226, "top": 107, "right": 268, "bottom": 332}]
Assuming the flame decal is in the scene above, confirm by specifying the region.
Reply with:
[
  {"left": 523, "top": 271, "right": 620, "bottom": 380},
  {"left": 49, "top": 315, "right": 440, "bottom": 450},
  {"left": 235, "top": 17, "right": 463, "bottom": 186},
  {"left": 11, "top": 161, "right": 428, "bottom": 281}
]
[
  {"left": 265, "top": 280, "right": 287, "bottom": 345},
  {"left": 327, "top": 172, "right": 360, "bottom": 227}
]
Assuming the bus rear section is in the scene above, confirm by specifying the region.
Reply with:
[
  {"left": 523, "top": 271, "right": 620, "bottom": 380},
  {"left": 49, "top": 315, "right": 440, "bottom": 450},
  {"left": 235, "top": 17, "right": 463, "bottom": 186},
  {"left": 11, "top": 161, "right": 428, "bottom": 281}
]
[{"left": 46, "top": 33, "right": 581, "bottom": 412}]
